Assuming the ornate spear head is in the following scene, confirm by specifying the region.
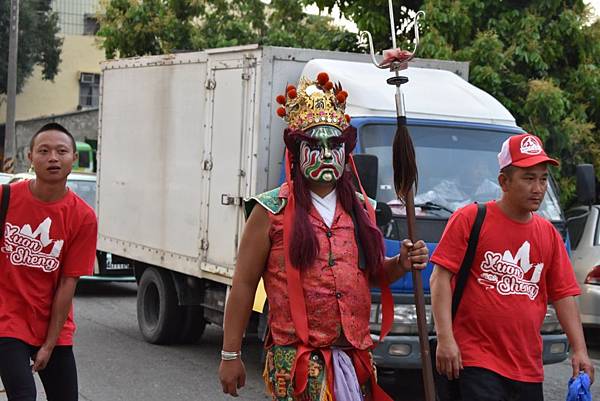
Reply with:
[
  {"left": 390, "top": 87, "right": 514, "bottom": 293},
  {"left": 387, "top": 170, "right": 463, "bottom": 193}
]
[
  {"left": 359, "top": 2, "right": 425, "bottom": 201},
  {"left": 360, "top": 9, "right": 425, "bottom": 73}
]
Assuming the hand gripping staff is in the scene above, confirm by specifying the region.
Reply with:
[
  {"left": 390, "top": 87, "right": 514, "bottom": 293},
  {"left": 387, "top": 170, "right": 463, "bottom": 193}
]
[{"left": 361, "top": 7, "right": 436, "bottom": 401}]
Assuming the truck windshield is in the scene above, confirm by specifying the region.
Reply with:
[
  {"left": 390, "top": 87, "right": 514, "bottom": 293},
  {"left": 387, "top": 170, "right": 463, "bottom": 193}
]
[{"left": 360, "top": 123, "right": 563, "bottom": 222}]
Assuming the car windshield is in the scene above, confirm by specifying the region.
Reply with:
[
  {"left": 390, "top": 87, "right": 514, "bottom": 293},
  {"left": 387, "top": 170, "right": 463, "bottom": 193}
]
[
  {"left": 67, "top": 179, "right": 96, "bottom": 210},
  {"left": 360, "top": 123, "right": 563, "bottom": 221}
]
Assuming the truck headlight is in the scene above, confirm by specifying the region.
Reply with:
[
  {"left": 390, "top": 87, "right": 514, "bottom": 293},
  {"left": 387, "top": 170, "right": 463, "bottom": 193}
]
[
  {"left": 370, "top": 303, "right": 434, "bottom": 334},
  {"left": 370, "top": 303, "right": 379, "bottom": 323},
  {"left": 541, "top": 305, "right": 561, "bottom": 333}
]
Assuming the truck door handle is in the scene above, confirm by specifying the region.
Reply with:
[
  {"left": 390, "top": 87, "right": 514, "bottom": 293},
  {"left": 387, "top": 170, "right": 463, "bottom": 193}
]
[{"left": 221, "top": 194, "right": 243, "bottom": 206}]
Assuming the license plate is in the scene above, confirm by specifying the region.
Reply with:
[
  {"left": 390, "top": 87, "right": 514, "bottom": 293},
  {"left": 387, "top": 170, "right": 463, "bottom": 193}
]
[
  {"left": 106, "top": 263, "right": 131, "bottom": 271},
  {"left": 104, "top": 253, "right": 131, "bottom": 271}
]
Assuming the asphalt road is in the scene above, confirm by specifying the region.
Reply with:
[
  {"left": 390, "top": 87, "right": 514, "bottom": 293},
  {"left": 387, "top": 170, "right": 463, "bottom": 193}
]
[{"left": 1, "top": 281, "right": 598, "bottom": 401}]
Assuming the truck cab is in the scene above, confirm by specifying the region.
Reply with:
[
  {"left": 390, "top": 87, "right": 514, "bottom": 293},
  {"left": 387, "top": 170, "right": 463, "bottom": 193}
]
[{"left": 73, "top": 141, "right": 95, "bottom": 173}]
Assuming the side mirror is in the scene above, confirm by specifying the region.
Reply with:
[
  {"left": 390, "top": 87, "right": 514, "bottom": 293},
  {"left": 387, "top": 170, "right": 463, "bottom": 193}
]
[
  {"left": 576, "top": 164, "right": 596, "bottom": 205},
  {"left": 352, "top": 154, "right": 378, "bottom": 200},
  {"left": 375, "top": 201, "right": 393, "bottom": 227},
  {"left": 352, "top": 154, "right": 392, "bottom": 226}
]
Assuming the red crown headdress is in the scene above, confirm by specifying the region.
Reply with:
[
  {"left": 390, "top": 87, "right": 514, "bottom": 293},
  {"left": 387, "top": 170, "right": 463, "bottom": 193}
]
[{"left": 275, "top": 72, "right": 351, "bottom": 131}]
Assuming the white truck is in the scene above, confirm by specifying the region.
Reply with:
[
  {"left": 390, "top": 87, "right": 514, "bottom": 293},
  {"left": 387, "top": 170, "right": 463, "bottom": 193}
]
[{"left": 97, "top": 45, "right": 570, "bottom": 369}]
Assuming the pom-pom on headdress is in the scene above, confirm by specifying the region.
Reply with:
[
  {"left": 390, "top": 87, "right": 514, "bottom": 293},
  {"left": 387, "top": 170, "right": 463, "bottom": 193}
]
[{"left": 276, "top": 72, "right": 351, "bottom": 132}]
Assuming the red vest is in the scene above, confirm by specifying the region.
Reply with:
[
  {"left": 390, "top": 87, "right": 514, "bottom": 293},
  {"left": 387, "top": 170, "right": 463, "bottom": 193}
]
[{"left": 263, "top": 185, "right": 373, "bottom": 350}]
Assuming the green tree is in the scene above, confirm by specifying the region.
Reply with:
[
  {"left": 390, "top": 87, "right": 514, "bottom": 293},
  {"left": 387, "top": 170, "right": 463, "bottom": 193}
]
[
  {"left": 310, "top": 0, "right": 423, "bottom": 50},
  {"left": 97, "top": 0, "right": 361, "bottom": 59},
  {"left": 419, "top": 0, "right": 600, "bottom": 205},
  {"left": 0, "top": 0, "right": 63, "bottom": 97},
  {"left": 313, "top": 0, "right": 600, "bottom": 206},
  {"left": 97, "top": 0, "right": 203, "bottom": 58}
]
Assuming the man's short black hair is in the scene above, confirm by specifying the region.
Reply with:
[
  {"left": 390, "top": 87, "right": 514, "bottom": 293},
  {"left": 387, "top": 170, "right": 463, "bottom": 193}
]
[
  {"left": 500, "top": 165, "right": 517, "bottom": 178},
  {"left": 30, "top": 122, "right": 77, "bottom": 152}
]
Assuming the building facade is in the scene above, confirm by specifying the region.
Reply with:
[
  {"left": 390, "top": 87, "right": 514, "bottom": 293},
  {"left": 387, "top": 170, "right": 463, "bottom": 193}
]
[{"left": 0, "top": 1, "right": 104, "bottom": 171}]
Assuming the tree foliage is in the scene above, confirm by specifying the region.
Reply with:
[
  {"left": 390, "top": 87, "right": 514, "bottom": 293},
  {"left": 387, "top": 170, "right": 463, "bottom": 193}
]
[
  {"left": 99, "top": 0, "right": 600, "bottom": 205},
  {"left": 0, "top": 0, "right": 63, "bottom": 96},
  {"left": 314, "top": 0, "right": 600, "bottom": 206},
  {"left": 97, "top": 0, "right": 361, "bottom": 59},
  {"left": 418, "top": 0, "right": 600, "bottom": 205},
  {"left": 310, "top": 0, "right": 423, "bottom": 50}
]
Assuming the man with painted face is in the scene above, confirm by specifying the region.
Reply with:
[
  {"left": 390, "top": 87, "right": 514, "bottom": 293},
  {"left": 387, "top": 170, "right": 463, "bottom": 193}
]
[{"left": 218, "top": 72, "right": 429, "bottom": 401}]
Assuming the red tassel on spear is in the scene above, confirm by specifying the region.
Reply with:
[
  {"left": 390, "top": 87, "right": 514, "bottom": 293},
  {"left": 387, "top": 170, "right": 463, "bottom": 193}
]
[{"left": 361, "top": 8, "right": 436, "bottom": 401}]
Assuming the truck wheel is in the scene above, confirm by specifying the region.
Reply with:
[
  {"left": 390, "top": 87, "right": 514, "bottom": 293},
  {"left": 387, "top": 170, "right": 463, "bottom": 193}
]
[
  {"left": 176, "top": 306, "right": 207, "bottom": 344},
  {"left": 137, "top": 267, "right": 183, "bottom": 344}
]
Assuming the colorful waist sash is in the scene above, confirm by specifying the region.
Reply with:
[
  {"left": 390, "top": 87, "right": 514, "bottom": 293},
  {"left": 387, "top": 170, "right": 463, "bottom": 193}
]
[{"left": 264, "top": 345, "right": 393, "bottom": 401}]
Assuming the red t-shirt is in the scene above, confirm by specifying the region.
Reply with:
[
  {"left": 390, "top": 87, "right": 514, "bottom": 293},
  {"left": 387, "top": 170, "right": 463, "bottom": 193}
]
[
  {"left": 0, "top": 180, "right": 97, "bottom": 346},
  {"left": 431, "top": 201, "right": 580, "bottom": 383}
]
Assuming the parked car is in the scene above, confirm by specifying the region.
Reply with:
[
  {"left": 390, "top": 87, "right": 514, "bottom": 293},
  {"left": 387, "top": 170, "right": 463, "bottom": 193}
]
[
  {"left": 9, "top": 172, "right": 35, "bottom": 182},
  {"left": 9, "top": 172, "right": 134, "bottom": 282},
  {"left": 566, "top": 205, "right": 600, "bottom": 328},
  {"left": 0, "top": 173, "right": 12, "bottom": 184}
]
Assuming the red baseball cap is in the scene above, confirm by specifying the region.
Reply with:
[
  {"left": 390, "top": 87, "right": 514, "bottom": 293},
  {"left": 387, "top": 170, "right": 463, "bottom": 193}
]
[{"left": 498, "top": 134, "right": 559, "bottom": 169}]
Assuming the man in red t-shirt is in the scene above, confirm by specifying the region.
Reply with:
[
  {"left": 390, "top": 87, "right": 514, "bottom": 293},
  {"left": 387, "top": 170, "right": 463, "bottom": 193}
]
[
  {"left": 0, "top": 123, "right": 97, "bottom": 401},
  {"left": 430, "top": 133, "right": 595, "bottom": 400}
]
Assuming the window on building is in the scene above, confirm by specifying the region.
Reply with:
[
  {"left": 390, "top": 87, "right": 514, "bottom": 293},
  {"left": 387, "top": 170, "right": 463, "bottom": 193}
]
[
  {"left": 79, "top": 72, "right": 100, "bottom": 109},
  {"left": 83, "top": 15, "right": 99, "bottom": 35}
]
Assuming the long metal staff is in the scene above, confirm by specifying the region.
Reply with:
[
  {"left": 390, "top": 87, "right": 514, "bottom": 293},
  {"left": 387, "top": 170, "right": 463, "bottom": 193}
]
[{"left": 361, "top": 7, "right": 436, "bottom": 401}]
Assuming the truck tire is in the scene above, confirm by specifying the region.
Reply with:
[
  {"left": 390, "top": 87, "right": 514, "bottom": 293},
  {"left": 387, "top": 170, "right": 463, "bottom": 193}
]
[
  {"left": 176, "top": 305, "right": 207, "bottom": 344},
  {"left": 137, "top": 267, "right": 183, "bottom": 344}
]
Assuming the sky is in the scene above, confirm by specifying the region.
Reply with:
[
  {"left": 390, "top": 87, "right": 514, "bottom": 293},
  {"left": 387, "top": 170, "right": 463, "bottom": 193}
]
[
  {"left": 304, "top": 4, "right": 358, "bottom": 32},
  {"left": 589, "top": 0, "right": 600, "bottom": 14}
]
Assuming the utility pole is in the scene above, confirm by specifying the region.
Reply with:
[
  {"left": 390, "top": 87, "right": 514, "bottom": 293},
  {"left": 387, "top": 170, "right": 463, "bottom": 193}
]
[{"left": 4, "top": 0, "right": 20, "bottom": 173}]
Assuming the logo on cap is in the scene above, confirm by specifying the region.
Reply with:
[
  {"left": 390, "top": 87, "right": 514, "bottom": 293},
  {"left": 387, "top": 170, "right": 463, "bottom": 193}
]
[{"left": 520, "top": 136, "right": 542, "bottom": 155}]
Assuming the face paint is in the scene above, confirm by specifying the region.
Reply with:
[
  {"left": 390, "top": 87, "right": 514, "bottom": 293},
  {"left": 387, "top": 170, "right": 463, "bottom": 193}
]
[{"left": 299, "top": 126, "right": 345, "bottom": 183}]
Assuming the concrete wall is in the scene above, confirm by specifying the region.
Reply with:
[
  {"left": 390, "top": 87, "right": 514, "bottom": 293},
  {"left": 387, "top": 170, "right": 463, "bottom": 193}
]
[{"left": 12, "top": 109, "right": 98, "bottom": 172}]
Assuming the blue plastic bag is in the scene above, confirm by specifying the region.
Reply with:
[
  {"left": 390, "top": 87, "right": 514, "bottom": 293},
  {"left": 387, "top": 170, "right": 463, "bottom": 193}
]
[{"left": 566, "top": 372, "right": 592, "bottom": 401}]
